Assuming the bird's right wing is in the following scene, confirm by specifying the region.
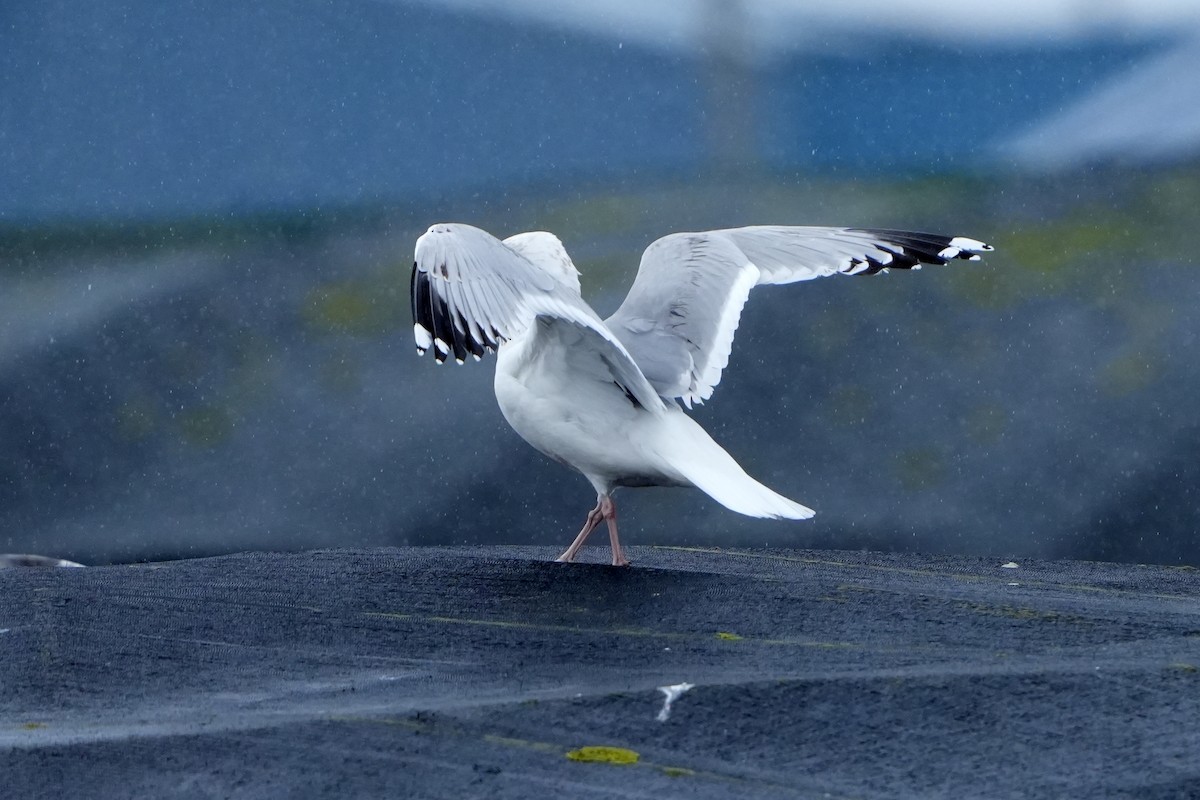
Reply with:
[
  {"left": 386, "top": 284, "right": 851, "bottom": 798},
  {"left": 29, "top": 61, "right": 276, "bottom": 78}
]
[
  {"left": 606, "top": 226, "right": 993, "bottom": 407},
  {"left": 411, "top": 223, "right": 665, "bottom": 413}
]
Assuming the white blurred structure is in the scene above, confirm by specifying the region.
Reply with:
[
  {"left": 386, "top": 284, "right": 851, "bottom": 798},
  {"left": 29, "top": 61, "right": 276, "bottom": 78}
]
[
  {"left": 1001, "top": 37, "right": 1200, "bottom": 168},
  {"left": 416, "top": 0, "right": 1200, "bottom": 60}
]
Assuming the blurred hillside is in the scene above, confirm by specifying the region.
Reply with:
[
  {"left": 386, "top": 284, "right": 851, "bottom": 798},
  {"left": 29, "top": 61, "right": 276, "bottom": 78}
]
[
  {"left": 2, "top": 167, "right": 1199, "bottom": 565},
  {"left": 3, "top": 1, "right": 1199, "bottom": 565}
]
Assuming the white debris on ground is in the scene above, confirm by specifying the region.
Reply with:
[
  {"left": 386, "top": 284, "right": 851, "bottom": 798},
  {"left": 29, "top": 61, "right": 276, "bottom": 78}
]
[
  {"left": 1001, "top": 562, "right": 1020, "bottom": 569},
  {"left": 0, "top": 554, "right": 86, "bottom": 568},
  {"left": 656, "top": 682, "right": 695, "bottom": 722}
]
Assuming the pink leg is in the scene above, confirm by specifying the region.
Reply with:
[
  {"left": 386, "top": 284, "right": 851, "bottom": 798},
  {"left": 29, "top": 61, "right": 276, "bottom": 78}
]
[
  {"left": 555, "top": 494, "right": 630, "bottom": 566},
  {"left": 555, "top": 498, "right": 604, "bottom": 563},
  {"left": 604, "top": 496, "right": 629, "bottom": 567}
]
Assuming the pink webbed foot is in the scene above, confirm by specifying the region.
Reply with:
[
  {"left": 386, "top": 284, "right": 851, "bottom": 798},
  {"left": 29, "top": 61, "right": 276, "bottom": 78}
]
[{"left": 555, "top": 494, "right": 629, "bottom": 566}]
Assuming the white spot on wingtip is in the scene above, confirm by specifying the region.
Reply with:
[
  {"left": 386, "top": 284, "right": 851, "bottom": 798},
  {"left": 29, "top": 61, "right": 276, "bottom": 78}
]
[
  {"left": 949, "top": 236, "right": 991, "bottom": 252},
  {"left": 414, "top": 323, "right": 432, "bottom": 349},
  {"left": 433, "top": 338, "right": 450, "bottom": 355},
  {"left": 938, "top": 246, "right": 962, "bottom": 259}
]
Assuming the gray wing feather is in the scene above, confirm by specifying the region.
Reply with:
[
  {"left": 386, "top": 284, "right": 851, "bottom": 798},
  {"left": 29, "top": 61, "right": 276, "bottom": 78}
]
[
  {"left": 606, "top": 226, "right": 993, "bottom": 406},
  {"left": 412, "top": 223, "right": 665, "bottom": 414}
]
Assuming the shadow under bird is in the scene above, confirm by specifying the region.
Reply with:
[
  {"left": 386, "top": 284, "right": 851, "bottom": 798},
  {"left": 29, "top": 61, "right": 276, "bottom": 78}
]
[{"left": 411, "top": 223, "right": 993, "bottom": 565}]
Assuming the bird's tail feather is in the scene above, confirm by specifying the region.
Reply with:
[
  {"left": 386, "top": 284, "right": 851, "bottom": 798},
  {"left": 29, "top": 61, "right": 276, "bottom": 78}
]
[{"left": 654, "top": 413, "right": 814, "bottom": 520}]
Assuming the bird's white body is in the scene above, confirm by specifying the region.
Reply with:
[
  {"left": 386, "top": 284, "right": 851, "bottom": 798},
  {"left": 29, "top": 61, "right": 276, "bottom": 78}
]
[
  {"left": 495, "top": 319, "right": 812, "bottom": 517},
  {"left": 494, "top": 324, "right": 682, "bottom": 491},
  {"left": 412, "top": 222, "right": 993, "bottom": 564}
]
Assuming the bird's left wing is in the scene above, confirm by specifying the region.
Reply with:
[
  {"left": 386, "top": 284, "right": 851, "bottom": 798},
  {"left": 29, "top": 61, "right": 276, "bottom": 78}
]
[{"left": 411, "top": 223, "right": 665, "bottom": 413}]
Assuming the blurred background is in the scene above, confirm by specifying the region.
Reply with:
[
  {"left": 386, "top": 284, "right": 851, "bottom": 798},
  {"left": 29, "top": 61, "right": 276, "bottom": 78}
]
[{"left": 2, "top": 0, "right": 1199, "bottom": 565}]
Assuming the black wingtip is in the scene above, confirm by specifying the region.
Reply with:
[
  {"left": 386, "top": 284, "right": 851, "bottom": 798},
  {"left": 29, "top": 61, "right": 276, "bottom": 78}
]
[
  {"left": 846, "top": 229, "right": 994, "bottom": 274},
  {"left": 412, "top": 263, "right": 434, "bottom": 356},
  {"left": 412, "top": 261, "right": 495, "bottom": 364}
]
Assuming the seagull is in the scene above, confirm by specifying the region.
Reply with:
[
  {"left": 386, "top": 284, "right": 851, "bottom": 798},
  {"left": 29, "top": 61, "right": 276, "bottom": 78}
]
[{"left": 412, "top": 223, "right": 993, "bottom": 566}]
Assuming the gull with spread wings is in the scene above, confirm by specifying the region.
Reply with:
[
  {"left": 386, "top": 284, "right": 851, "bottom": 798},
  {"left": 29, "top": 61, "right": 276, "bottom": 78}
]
[{"left": 411, "top": 223, "right": 992, "bottom": 565}]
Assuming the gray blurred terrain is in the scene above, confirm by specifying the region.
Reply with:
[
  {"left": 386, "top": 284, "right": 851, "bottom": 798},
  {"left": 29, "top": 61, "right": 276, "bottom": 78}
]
[
  {"left": 2, "top": 1, "right": 1199, "bottom": 566},
  {"left": 2, "top": 172, "right": 1199, "bottom": 565}
]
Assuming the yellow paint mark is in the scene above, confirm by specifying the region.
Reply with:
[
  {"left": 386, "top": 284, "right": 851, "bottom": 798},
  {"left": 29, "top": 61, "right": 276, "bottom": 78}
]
[
  {"left": 483, "top": 734, "right": 560, "bottom": 755},
  {"left": 330, "top": 715, "right": 426, "bottom": 732},
  {"left": 361, "top": 611, "right": 856, "bottom": 650},
  {"left": 21, "top": 722, "right": 46, "bottom": 730},
  {"left": 565, "top": 746, "right": 640, "bottom": 765},
  {"left": 425, "top": 614, "right": 547, "bottom": 630},
  {"left": 333, "top": 715, "right": 826, "bottom": 793},
  {"left": 954, "top": 601, "right": 1083, "bottom": 624}
]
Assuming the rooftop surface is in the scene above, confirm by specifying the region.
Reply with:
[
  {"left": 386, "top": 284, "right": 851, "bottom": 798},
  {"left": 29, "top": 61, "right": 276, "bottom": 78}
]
[{"left": 3, "top": 545, "right": 1198, "bottom": 798}]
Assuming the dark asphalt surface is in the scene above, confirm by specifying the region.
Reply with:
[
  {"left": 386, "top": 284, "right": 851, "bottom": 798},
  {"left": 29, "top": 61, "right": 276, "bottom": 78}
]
[{"left": 3, "top": 545, "right": 1199, "bottom": 799}]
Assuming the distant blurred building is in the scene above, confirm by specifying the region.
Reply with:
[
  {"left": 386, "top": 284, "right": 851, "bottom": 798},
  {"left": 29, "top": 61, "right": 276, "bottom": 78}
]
[
  {"left": 0, "top": 0, "right": 1169, "bottom": 224},
  {"left": 1001, "top": 36, "right": 1200, "bottom": 169}
]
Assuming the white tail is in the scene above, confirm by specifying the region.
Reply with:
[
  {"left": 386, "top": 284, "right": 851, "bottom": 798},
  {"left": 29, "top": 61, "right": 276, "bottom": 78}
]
[{"left": 653, "top": 412, "right": 814, "bottom": 520}]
